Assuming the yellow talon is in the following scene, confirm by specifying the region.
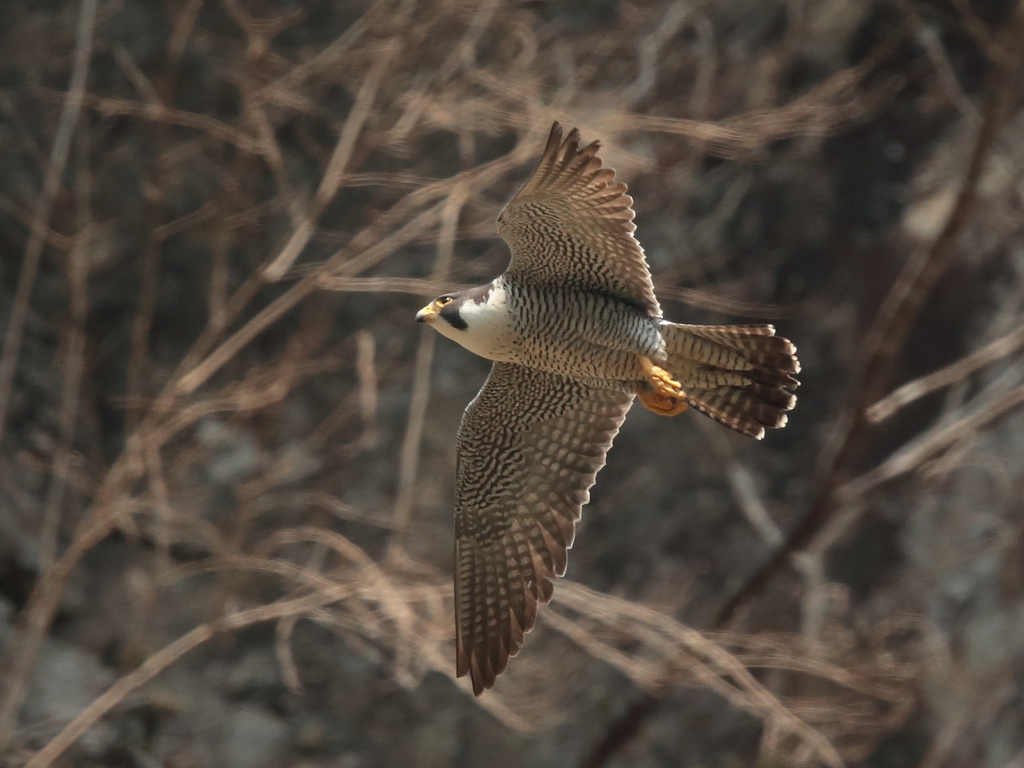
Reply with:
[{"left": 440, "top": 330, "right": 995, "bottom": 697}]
[
  {"left": 638, "top": 356, "right": 682, "bottom": 397},
  {"left": 636, "top": 356, "right": 687, "bottom": 416},
  {"left": 635, "top": 386, "right": 689, "bottom": 416}
]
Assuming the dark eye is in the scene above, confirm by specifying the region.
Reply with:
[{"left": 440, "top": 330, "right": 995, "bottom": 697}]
[{"left": 437, "top": 296, "right": 453, "bottom": 306}]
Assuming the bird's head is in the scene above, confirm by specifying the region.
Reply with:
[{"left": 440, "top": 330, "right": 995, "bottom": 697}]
[
  {"left": 415, "top": 283, "right": 506, "bottom": 352},
  {"left": 415, "top": 293, "right": 468, "bottom": 331}
]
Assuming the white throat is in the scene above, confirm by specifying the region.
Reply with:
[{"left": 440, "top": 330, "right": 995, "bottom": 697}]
[{"left": 435, "top": 280, "right": 516, "bottom": 362}]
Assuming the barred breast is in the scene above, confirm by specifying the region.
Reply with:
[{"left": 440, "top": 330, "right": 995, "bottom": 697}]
[{"left": 500, "top": 279, "right": 664, "bottom": 382}]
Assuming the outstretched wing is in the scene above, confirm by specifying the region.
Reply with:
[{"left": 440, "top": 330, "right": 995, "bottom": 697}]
[
  {"left": 454, "top": 362, "right": 634, "bottom": 694},
  {"left": 497, "top": 122, "right": 661, "bottom": 318}
]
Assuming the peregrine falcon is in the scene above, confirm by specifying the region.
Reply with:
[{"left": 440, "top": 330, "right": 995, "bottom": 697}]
[{"left": 416, "top": 123, "right": 800, "bottom": 695}]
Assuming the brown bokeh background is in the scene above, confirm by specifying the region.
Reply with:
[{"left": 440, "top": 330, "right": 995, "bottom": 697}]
[{"left": 2, "top": 0, "right": 1024, "bottom": 766}]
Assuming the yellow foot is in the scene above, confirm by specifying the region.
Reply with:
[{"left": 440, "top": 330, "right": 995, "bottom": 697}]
[
  {"left": 636, "top": 386, "right": 689, "bottom": 416},
  {"left": 638, "top": 356, "right": 683, "bottom": 398}
]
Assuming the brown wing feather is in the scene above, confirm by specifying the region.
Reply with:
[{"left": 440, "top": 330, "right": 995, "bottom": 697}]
[
  {"left": 454, "top": 362, "right": 634, "bottom": 694},
  {"left": 497, "top": 122, "right": 661, "bottom": 317}
]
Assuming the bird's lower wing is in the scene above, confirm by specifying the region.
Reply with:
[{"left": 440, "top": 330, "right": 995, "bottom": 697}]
[{"left": 453, "top": 362, "right": 634, "bottom": 694}]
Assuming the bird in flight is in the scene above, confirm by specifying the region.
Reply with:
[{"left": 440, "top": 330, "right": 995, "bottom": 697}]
[{"left": 416, "top": 123, "right": 800, "bottom": 695}]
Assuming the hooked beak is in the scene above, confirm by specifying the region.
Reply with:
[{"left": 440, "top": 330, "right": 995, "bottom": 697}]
[{"left": 415, "top": 303, "right": 438, "bottom": 323}]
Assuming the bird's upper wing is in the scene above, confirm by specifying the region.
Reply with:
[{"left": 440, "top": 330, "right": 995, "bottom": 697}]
[
  {"left": 454, "top": 362, "right": 634, "bottom": 694},
  {"left": 497, "top": 122, "right": 661, "bottom": 317}
]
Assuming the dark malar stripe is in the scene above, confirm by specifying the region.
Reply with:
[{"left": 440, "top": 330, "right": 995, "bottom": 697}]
[{"left": 442, "top": 303, "right": 469, "bottom": 330}]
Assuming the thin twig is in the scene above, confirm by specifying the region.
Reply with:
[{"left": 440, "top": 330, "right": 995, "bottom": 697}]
[
  {"left": 0, "top": 0, "right": 98, "bottom": 455},
  {"left": 177, "top": 138, "right": 535, "bottom": 397},
  {"left": 0, "top": 0, "right": 99, "bottom": 745},
  {"left": 841, "top": 380, "right": 1024, "bottom": 503},
  {"left": 23, "top": 589, "right": 356, "bottom": 768},
  {"left": 38, "top": 136, "right": 92, "bottom": 572},
  {"left": 175, "top": 204, "right": 442, "bottom": 396},
  {"left": 0, "top": 491, "right": 139, "bottom": 750},
  {"left": 163, "top": 0, "right": 205, "bottom": 92},
  {"left": 125, "top": 235, "right": 161, "bottom": 435},
  {"left": 56, "top": 91, "right": 261, "bottom": 152},
  {"left": 867, "top": 322, "right": 1024, "bottom": 422},
  {"left": 389, "top": 186, "right": 470, "bottom": 556},
  {"left": 355, "top": 329, "right": 379, "bottom": 443},
  {"left": 552, "top": 583, "right": 847, "bottom": 768},
  {"left": 714, "top": 1, "right": 1024, "bottom": 627},
  {"left": 696, "top": 419, "right": 783, "bottom": 547},
  {"left": 263, "top": 41, "right": 398, "bottom": 280}
]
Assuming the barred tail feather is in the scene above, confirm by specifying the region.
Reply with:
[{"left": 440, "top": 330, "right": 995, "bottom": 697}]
[{"left": 660, "top": 322, "right": 800, "bottom": 439}]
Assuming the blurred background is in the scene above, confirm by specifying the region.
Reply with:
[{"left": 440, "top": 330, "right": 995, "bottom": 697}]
[{"left": 2, "top": 0, "right": 1024, "bottom": 766}]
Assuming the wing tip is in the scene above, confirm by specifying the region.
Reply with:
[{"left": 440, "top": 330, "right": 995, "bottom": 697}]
[
  {"left": 537, "top": 120, "right": 607, "bottom": 182},
  {"left": 453, "top": 527, "right": 561, "bottom": 696},
  {"left": 544, "top": 121, "right": 563, "bottom": 158},
  {"left": 456, "top": 633, "right": 501, "bottom": 697}
]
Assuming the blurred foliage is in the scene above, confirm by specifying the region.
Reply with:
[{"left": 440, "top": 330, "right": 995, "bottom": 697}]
[{"left": 2, "top": 0, "right": 1024, "bottom": 767}]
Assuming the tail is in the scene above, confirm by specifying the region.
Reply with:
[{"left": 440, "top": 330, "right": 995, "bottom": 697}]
[{"left": 659, "top": 323, "right": 800, "bottom": 439}]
